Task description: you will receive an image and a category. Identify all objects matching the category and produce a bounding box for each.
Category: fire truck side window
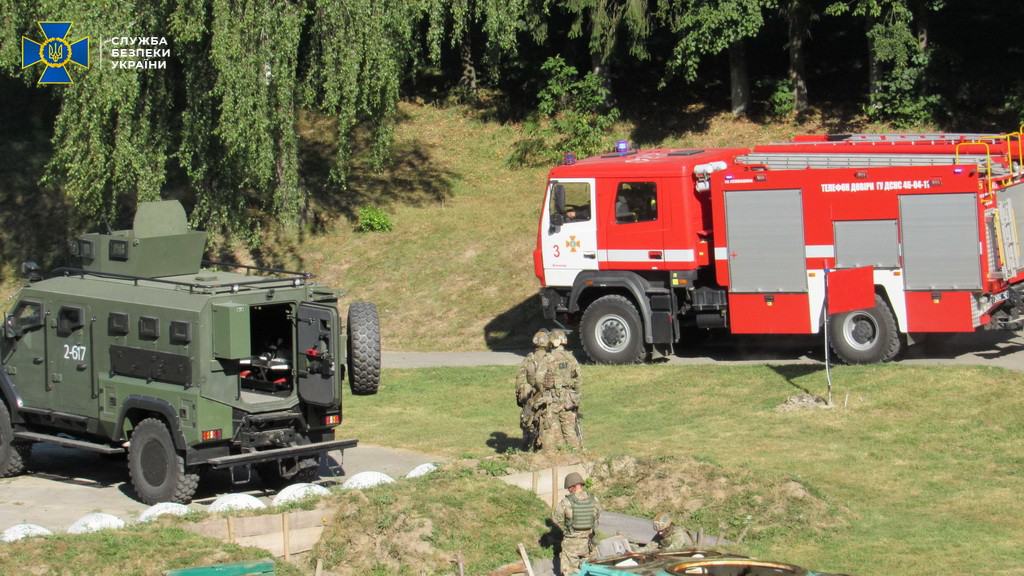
[615,182,657,223]
[551,182,591,223]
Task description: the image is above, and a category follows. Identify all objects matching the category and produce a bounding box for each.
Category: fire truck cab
[534,133,1024,364]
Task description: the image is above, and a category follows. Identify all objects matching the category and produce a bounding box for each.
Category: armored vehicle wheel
[128,418,199,504]
[256,458,320,490]
[580,295,648,364]
[0,402,30,477]
[829,294,901,364]
[348,302,381,395]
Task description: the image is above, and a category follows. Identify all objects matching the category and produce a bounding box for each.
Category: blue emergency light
[614,140,630,154]
[564,152,577,165]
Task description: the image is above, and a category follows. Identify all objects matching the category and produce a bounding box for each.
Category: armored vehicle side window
[615,182,658,223]
[109,239,129,261]
[551,182,592,223]
[57,306,85,337]
[108,312,130,336]
[139,316,160,340]
[170,320,192,345]
[12,301,43,332]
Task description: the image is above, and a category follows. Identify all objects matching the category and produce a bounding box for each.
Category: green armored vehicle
[0,201,380,504]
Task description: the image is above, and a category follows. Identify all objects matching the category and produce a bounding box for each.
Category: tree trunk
[787,0,809,112]
[866,13,879,97]
[913,0,929,50]
[459,33,477,93]
[729,40,750,117]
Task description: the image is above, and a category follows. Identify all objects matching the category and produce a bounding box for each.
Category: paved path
[385,330,1024,372]
[0,442,439,532]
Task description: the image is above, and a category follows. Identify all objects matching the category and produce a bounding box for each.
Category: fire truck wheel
[580,295,648,364]
[829,294,901,364]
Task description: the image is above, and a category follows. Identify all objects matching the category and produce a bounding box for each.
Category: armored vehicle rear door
[3,298,48,409]
[296,303,339,407]
[46,301,98,418]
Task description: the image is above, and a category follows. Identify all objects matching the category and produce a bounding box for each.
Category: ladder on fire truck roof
[735,152,1015,176]
[795,132,1002,143]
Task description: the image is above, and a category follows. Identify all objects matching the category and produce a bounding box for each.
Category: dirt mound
[586,455,844,546]
[776,393,832,413]
[315,466,550,575]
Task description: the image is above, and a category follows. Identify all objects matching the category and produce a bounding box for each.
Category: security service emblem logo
[22,22,89,85]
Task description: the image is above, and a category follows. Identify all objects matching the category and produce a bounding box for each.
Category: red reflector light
[325,415,341,426]
[202,429,222,441]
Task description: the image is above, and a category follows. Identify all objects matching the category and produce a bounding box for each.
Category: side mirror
[4,315,18,339]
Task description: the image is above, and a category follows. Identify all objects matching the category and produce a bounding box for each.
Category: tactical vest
[568,493,596,531]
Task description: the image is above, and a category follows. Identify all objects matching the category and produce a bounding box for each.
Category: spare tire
[348,302,381,395]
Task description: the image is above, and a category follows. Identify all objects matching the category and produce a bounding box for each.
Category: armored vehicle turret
[0,201,381,503]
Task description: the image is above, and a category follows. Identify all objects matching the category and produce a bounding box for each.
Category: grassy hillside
[341,363,1024,575]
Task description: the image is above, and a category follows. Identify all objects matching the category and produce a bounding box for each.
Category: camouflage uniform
[639,513,702,552]
[516,331,549,450]
[542,330,582,449]
[553,473,602,576]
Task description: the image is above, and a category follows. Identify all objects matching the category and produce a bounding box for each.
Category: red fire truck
[534,132,1024,364]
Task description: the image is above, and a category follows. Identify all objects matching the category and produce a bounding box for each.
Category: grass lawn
[0,524,302,576]
[341,363,1024,575]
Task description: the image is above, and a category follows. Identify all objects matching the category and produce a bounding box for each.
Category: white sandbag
[208,493,267,513]
[2,524,52,543]
[67,513,125,534]
[341,471,395,490]
[272,483,330,506]
[138,502,191,523]
[404,463,438,479]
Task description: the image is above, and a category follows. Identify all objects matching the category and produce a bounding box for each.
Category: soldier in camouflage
[516,330,550,450]
[639,512,706,552]
[552,472,602,575]
[540,329,582,449]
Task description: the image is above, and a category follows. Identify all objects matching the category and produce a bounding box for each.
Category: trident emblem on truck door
[565,235,581,253]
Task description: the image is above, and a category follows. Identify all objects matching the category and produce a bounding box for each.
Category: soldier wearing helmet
[552,472,602,575]
[641,511,705,552]
[538,329,583,449]
[515,330,550,449]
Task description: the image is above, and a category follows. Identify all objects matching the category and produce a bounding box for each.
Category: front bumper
[206,437,358,469]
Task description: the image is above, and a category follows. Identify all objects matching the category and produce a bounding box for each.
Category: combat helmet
[564,472,585,489]
[549,329,568,348]
[653,511,673,533]
[533,329,550,349]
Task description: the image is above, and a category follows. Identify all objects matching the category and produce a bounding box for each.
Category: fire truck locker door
[899,193,981,290]
[834,220,900,269]
[543,178,599,286]
[724,189,808,293]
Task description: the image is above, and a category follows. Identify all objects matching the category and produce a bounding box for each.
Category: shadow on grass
[298,110,456,234]
[486,431,525,454]
[484,294,548,351]
[769,364,826,395]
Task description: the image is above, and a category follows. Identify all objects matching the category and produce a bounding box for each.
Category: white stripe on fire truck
[713,246,835,260]
[804,245,835,258]
[598,249,695,262]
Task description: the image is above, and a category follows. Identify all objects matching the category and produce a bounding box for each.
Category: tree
[659,0,774,116]
[419,0,547,94]
[562,0,652,86]
[827,0,941,125]
[2,0,419,243]
[785,0,811,113]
